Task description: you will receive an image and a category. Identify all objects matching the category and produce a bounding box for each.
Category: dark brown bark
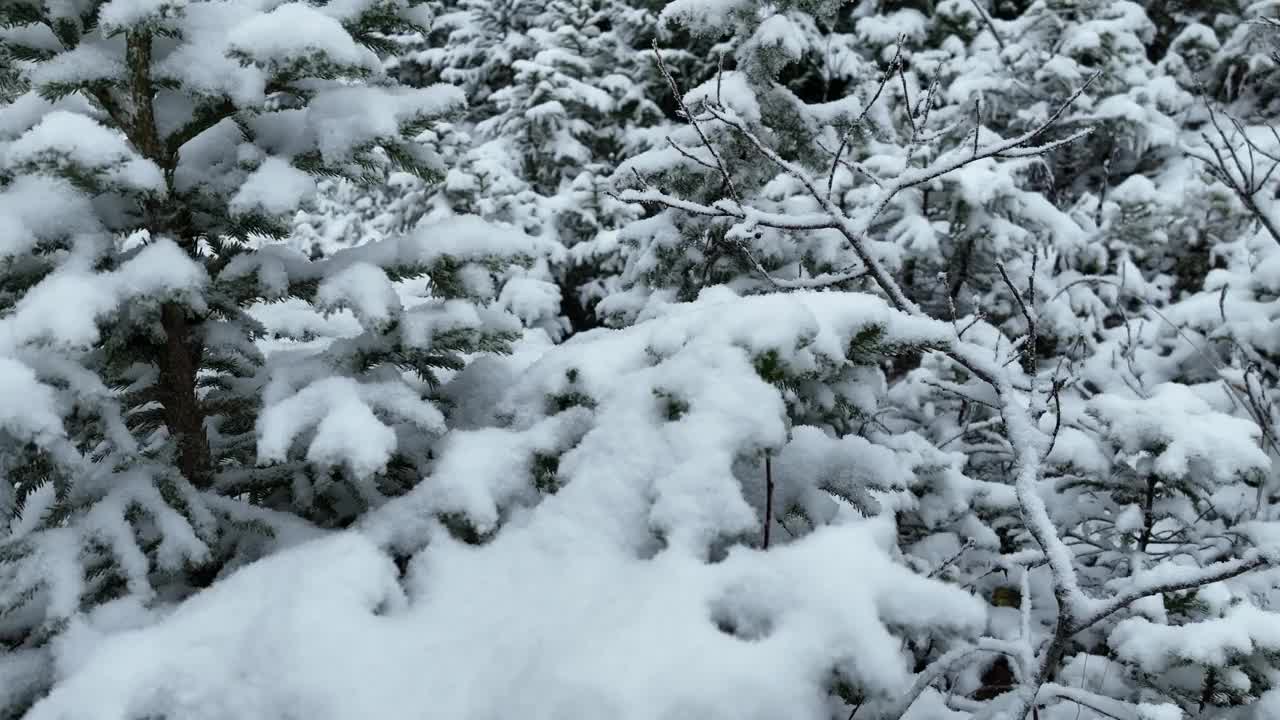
[158,303,211,486]
[126,30,213,486]
[947,236,974,304]
[126,31,162,160]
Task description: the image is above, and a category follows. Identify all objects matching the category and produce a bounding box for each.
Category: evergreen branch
[165,97,238,159]
[1072,552,1270,632]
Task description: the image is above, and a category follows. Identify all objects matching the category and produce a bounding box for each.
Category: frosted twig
[666,138,722,173]
[651,42,742,205]
[1184,94,1280,246]
[827,37,905,197]
[967,0,1006,52]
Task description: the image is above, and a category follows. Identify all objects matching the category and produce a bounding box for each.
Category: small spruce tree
[0,1,545,711]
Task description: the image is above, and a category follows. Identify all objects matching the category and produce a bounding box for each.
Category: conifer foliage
[5,0,1280,719]
[0,1,542,712]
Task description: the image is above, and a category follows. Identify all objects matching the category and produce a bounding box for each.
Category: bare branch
[993,128,1093,158]
[1052,276,1280,459]
[876,645,976,719]
[997,261,1037,374]
[973,98,981,157]
[651,41,742,205]
[695,71,1097,330]
[637,68,1231,720]
[818,139,884,187]
[862,38,905,127]
[928,537,977,578]
[967,0,1007,52]
[1041,378,1064,461]
[1185,97,1280,246]
[1038,685,1140,720]
[666,137,722,173]
[877,638,1024,719]
[615,188,738,219]
[827,39,905,197]
[898,57,916,138]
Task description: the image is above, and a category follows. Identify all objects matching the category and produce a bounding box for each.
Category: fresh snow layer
[28,522,984,720]
[23,289,986,720]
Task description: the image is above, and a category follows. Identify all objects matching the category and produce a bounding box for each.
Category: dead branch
[652,41,742,205]
[1184,97,1280,246]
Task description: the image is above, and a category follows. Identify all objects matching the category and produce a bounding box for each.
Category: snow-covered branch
[1075,552,1271,631]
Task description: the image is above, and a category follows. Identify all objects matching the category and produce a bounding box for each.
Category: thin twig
[997,261,1037,375]
[762,452,774,549]
[651,42,742,205]
[827,38,905,198]
[967,0,1007,52]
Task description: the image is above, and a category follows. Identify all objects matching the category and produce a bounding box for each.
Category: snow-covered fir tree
[300,0,665,336]
[0,0,551,712]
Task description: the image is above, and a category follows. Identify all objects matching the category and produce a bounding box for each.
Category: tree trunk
[158,303,212,487]
[127,29,213,485]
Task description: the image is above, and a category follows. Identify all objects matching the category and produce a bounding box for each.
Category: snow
[856,10,929,44]
[752,14,809,62]
[496,276,563,326]
[684,71,761,123]
[257,376,446,480]
[251,297,364,341]
[378,213,548,267]
[154,1,270,106]
[1088,383,1271,482]
[227,3,381,74]
[420,409,592,532]
[366,287,957,559]
[659,0,748,34]
[0,238,207,352]
[27,519,984,720]
[97,0,188,31]
[306,85,465,164]
[8,0,1280,716]
[311,0,394,21]
[230,157,317,216]
[3,111,165,193]
[315,262,401,329]
[29,43,126,89]
[1111,602,1280,672]
[0,176,100,257]
[7,481,59,540]
[0,92,93,141]
[0,650,48,714]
